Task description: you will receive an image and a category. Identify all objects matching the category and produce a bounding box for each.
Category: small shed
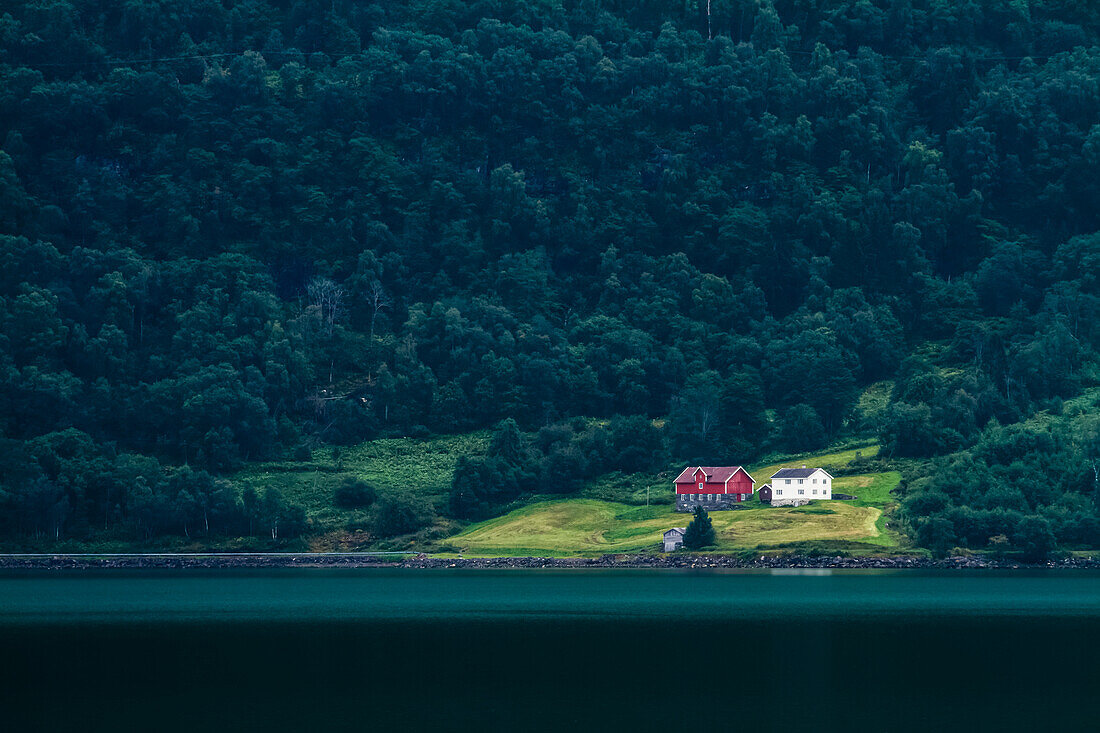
[663,527,686,552]
[758,484,772,504]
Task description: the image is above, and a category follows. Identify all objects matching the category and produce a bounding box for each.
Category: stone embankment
[1,553,1097,570]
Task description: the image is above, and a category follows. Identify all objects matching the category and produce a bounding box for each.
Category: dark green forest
[1,0,1098,555]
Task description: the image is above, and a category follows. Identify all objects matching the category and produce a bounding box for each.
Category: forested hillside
[0,0,1098,554]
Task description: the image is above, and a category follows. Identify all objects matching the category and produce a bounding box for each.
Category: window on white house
[813,478,817,484]
[785,479,791,485]
[813,490,817,495]
[776,490,783,496]
[798,479,804,484]
[798,489,805,495]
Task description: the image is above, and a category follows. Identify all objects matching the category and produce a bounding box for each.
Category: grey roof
[770,467,827,479]
[664,527,686,536]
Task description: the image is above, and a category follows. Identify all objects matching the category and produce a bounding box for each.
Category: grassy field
[232,431,490,539]
[232,427,904,556]
[749,444,880,485]
[447,470,904,557]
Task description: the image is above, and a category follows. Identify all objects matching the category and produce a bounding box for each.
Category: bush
[1013,516,1057,562]
[372,493,430,538]
[609,414,664,473]
[292,444,312,461]
[333,476,377,509]
[279,504,308,539]
[540,446,587,493]
[779,404,827,453]
[917,516,958,558]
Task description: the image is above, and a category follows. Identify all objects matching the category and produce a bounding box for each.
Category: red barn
[673,466,756,512]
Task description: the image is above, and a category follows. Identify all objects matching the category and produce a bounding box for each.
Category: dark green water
[2,569,1098,732]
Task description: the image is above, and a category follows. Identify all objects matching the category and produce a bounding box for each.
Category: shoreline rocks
[0,553,1097,570]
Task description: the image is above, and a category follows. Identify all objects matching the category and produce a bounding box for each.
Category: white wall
[772,469,831,501]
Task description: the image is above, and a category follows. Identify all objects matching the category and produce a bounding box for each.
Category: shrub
[333,476,377,509]
[540,446,587,493]
[372,493,430,538]
[779,404,827,452]
[1013,516,1057,562]
[279,504,308,539]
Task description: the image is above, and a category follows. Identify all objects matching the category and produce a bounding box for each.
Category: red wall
[675,481,728,494]
[727,473,753,494]
[675,469,754,495]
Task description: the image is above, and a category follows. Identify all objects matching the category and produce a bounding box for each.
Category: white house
[768,466,832,507]
[662,527,686,552]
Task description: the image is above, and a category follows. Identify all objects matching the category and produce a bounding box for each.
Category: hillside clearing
[448,472,903,556]
[233,431,490,532]
[749,444,880,485]
[232,431,899,554]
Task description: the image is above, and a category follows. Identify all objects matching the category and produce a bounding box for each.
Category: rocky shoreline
[1,553,1097,570]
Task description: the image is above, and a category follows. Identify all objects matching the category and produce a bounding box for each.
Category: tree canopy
[0,0,1098,553]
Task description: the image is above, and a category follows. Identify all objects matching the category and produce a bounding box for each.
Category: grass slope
[231,429,902,556]
[448,469,904,557]
[233,431,490,535]
[750,444,880,484]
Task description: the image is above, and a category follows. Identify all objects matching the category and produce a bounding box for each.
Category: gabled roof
[770,467,833,479]
[673,466,756,484]
[664,527,686,537]
[759,483,772,490]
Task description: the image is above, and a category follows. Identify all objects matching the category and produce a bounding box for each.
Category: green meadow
[232,426,904,556]
[232,431,489,548]
[447,471,902,557]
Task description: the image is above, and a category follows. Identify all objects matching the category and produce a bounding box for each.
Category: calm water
[2,569,1098,732]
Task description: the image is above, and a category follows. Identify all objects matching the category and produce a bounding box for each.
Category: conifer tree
[683,506,716,549]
